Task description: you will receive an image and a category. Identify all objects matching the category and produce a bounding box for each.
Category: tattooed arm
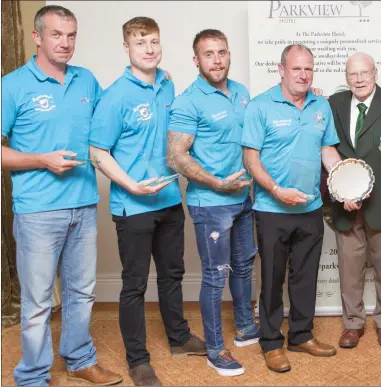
[90,145,172,195]
[167,131,250,193]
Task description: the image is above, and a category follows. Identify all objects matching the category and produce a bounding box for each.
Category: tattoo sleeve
[167,131,221,190]
[2,135,9,146]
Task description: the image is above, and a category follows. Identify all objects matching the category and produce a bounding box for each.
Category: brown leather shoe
[67,364,123,385]
[287,338,336,357]
[129,363,162,386]
[170,334,207,358]
[339,328,364,348]
[377,328,381,346]
[264,349,291,373]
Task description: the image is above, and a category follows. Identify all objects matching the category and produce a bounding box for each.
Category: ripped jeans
[188,198,258,354]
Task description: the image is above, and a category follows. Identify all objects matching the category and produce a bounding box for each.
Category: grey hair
[281,44,314,66]
[346,52,376,70]
[34,5,77,35]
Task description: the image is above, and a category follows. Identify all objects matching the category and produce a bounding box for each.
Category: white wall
[47,1,254,301]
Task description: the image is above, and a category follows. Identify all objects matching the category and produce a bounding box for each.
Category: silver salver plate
[328,158,375,202]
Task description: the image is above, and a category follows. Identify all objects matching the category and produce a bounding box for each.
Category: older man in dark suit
[329,52,381,348]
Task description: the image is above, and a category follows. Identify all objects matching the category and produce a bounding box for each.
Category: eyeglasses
[346,66,376,80]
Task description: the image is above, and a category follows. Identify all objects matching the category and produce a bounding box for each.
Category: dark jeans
[255,208,324,352]
[188,198,258,354]
[113,204,191,368]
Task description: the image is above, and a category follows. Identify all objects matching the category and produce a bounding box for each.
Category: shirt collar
[351,86,376,110]
[196,75,217,94]
[26,55,78,82]
[196,75,237,98]
[271,83,317,105]
[123,66,166,88]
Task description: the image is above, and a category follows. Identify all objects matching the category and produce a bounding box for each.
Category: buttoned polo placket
[128,72,167,177]
[197,78,241,144]
[27,58,79,116]
[270,88,320,197]
[271,88,318,138]
[27,61,80,151]
[123,69,166,134]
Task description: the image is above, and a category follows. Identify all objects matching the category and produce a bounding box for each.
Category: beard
[199,60,230,86]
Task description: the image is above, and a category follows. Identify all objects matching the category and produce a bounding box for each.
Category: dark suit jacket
[329,84,381,232]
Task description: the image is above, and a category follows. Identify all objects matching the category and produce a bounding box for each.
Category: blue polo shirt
[89,66,182,217]
[168,76,250,207]
[1,56,102,214]
[241,83,339,214]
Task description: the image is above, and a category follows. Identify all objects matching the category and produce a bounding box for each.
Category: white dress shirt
[350,87,376,147]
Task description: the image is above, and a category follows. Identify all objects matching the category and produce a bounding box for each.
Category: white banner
[249,0,379,315]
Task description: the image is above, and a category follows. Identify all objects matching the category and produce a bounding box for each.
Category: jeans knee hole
[209,231,220,243]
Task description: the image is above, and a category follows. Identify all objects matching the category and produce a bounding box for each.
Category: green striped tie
[354,103,367,148]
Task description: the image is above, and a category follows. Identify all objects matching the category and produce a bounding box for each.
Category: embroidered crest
[32,95,56,112]
[314,111,326,124]
[313,111,326,130]
[80,97,89,103]
[133,103,153,122]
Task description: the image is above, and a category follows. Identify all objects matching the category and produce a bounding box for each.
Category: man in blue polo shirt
[89,17,206,387]
[1,5,122,386]
[167,29,260,377]
[242,44,342,373]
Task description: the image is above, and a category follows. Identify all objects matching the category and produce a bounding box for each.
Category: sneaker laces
[220,349,235,362]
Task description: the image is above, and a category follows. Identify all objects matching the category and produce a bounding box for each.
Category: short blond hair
[122,17,159,42]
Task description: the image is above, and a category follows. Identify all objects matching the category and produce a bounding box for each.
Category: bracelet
[272,184,279,193]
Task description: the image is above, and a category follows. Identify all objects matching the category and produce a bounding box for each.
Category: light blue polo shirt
[1,56,102,214]
[241,83,339,214]
[168,76,250,207]
[89,67,182,217]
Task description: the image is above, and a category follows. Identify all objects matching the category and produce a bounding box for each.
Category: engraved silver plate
[328,158,375,202]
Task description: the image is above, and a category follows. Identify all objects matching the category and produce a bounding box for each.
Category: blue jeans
[188,198,258,355]
[13,205,98,386]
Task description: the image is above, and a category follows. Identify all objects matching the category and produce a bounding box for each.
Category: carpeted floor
[2,302,381,386]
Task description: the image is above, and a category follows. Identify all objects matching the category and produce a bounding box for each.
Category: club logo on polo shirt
[134,103,153,122]
[313,111,326,130]
[32,94,56,112]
